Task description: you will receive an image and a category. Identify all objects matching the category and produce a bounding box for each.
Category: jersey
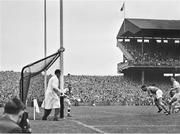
[147,86,163,99]
[173,80,180,88]
[147,86,159,95]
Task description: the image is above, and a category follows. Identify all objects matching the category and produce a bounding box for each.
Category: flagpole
[123,1,126,33]
[124,1,125,19]
[120,1,126,33]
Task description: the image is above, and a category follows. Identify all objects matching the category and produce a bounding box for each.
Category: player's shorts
[156,89,163,99]
[65,98,71,106]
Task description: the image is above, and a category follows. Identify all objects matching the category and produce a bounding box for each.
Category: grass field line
[98,109,180,116]
[98,110,147,116]
[71,119,105,133]
[94,124,180,127]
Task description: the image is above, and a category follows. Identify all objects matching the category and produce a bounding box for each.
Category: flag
[33,99,40,113]
[120,2,125,11]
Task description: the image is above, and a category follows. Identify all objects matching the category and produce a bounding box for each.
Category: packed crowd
[121,40,180,66]
[0,71,173,106]
[0,71,20,105]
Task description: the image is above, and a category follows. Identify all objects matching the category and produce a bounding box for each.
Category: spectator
[0,97,26,133]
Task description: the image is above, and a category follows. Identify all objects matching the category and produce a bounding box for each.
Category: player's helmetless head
[55,69,61,78]
[141,85,147,91]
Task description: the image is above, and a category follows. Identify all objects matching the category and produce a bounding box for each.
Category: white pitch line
[99,110,145,116]
[94,124,180,127]
[71,119,105,133]
[99,110,180,116]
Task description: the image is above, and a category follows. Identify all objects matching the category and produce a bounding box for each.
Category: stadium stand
[116,18,180,84]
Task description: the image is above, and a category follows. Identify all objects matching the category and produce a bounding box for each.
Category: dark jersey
[147,86,160,95]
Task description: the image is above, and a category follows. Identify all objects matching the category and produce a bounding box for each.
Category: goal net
[19,50,60,104]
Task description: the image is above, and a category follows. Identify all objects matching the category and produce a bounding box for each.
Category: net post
[60,95,64,118]
[59,48,65,118]
[20,67,25,104]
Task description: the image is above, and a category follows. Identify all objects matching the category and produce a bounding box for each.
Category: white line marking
[99,111,147,116]
[94,124,180,127]
[71,120,105,133]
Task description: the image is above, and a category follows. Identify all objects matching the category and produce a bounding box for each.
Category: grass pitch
[2,106,180,133]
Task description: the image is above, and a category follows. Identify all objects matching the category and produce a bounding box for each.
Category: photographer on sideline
[0,97,31,133]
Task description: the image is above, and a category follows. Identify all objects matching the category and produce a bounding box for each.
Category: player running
[168,92,180,113]
[168,77,180,113]
[169,77,180,94]
[141,85,169,114]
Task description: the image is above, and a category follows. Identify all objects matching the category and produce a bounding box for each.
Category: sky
[1,0,180,75]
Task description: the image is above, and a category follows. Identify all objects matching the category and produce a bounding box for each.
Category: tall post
[59,0,64,119]
[120,1,125,32]
[123,1,125,32]
[44,0,47,100]
[141,35,144,62]
[142,70,144,85]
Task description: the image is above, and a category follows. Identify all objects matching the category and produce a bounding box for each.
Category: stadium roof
[117,18,180,38]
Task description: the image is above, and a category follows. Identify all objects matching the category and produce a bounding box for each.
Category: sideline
[71,119,105,133]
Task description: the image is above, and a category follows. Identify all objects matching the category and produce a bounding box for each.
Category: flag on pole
[33,99,40,113]
[120,2,125,11]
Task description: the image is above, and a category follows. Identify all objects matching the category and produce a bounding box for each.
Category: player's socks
[67,114,72,117]
[67,107,72,117]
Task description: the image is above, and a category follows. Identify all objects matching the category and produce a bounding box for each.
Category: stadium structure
[116,18,180,84]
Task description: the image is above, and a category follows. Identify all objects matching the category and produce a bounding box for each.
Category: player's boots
[157,108,162,113]
[165,111,171,115]
[67,114,72,117]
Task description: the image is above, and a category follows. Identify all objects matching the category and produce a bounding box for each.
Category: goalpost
[19,0,65,119]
